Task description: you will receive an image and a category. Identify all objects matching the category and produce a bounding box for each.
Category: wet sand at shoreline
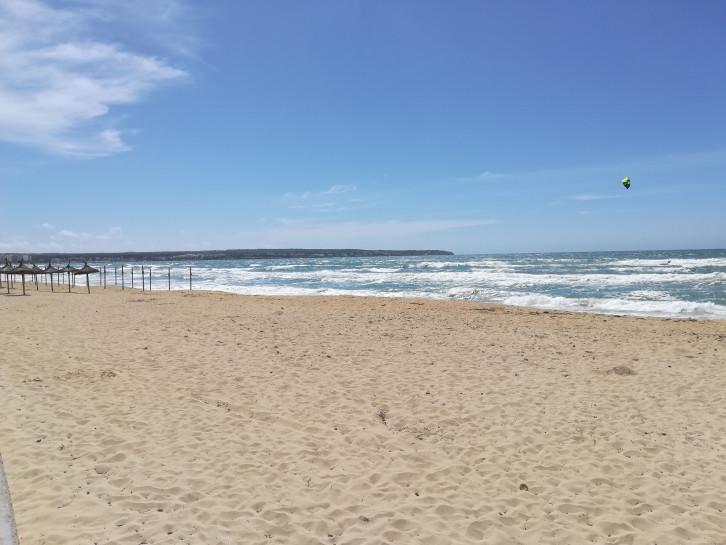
[1,286,725,544]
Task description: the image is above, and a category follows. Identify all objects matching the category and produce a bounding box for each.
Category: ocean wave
[93,250,726,320]
[500,293,726,320]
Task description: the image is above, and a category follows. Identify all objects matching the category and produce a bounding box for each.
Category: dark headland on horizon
[9,249,454,263]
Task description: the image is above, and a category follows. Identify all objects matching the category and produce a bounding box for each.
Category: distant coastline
[13,248,454,263]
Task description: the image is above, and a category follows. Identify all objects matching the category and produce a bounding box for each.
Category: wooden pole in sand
[149,267,152,291]
[142,266,145,291]
[189,267,192,290]
[168,268,171,291]
[121,266,125,290]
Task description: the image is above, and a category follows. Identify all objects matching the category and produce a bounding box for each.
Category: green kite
[622,177,631,189]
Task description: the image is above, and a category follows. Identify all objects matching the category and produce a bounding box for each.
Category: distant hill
[16,248,454,263]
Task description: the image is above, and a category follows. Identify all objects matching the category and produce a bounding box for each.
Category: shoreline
[1,287,725,544]
[2,281,724,322]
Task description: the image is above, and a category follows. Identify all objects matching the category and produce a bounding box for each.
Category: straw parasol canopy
[43,262,60,274]
[74,262,100,294]
[28,263,43,290]
[10,259,35,295]
[0,258,11,291]
[0,258,11,278]
[11,259,35,276]
[75,262,100,275]
[59,263,79,293]
[44,262,61,292]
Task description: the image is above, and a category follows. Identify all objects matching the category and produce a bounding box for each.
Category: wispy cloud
[0,225,124,252]
[56,226,123,240]
[283,184,360,213]
[0,0,189,157]
[284,184,357,200]
[73,0,204,59]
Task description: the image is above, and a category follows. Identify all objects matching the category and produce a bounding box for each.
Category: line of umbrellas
[1,258,100,295]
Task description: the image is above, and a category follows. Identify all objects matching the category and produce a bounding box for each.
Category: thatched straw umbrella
[74,262,100,294]
[59,263,79,293]
[44,262,60,292]
[29,263,43,290]
[11,259,35,296]
[0,259,8,289]
[0,259,11,292]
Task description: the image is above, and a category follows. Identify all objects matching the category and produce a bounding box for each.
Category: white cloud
[0,225,124,252]
[285,184,357,200]
[322,184,356,195]
[56,226,123,240]
[0,0,188,157]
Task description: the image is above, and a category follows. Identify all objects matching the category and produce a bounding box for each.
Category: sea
[94,249,726,321]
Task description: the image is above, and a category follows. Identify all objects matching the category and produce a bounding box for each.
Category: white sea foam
[101,250,726,320]
[611,257,726,269]
[501,293,726,320]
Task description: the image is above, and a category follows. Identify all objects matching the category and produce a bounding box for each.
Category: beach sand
[1,285,725,544]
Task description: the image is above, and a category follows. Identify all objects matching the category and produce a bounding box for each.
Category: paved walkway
[0,453,19,545]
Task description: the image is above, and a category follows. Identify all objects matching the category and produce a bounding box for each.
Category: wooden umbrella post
[76,262,100,294]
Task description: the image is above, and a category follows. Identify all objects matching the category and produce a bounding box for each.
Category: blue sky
[1,0,724,255]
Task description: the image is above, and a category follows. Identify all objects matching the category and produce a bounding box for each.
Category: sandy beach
[1,285,725,544]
